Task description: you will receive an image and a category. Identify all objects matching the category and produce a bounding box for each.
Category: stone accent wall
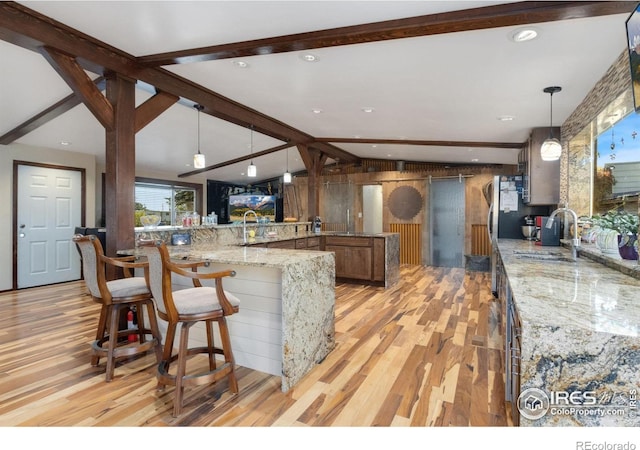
[560,51,633,211]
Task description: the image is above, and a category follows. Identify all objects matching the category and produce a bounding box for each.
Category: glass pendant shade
[193,151,205,168]
[247,162,257,177]
[193,104,205,168]
[540,86,562,162]
[247,125,257,177]
[283,147,291,183]
[540,138,561,161]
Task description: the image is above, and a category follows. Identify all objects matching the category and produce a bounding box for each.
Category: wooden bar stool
[73,234,162,382]
[140,240,240,417]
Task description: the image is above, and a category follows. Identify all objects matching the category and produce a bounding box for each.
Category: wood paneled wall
[390,223,422,264]
[471,224,492,256]
[289,165,515,265]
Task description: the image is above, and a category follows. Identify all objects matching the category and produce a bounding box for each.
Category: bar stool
[140,240,240,417]
[73,234,163,381]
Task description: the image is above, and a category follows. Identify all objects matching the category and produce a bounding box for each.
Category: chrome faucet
[546,205,580,260]
[243,210,258,244]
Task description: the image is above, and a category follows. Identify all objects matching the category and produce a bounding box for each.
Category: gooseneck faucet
[546,205,580,260]
[243,210,258,244]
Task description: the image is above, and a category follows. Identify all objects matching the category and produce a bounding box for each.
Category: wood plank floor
[0,265,510,427]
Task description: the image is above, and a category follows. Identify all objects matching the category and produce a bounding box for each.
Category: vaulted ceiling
[0,1,636,184]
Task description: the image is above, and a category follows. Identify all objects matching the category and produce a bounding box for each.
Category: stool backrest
[73,234,107,301]
[140,240,170,317]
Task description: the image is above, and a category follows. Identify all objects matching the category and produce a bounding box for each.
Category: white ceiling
[0,1,633,184]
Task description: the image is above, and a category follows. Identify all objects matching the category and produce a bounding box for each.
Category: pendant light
[283,147,292,183]
[247,125,256,177]
[540,86,562,161]
[193,104,205,169]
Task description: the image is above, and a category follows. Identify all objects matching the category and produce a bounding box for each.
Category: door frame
[12,161,86,290]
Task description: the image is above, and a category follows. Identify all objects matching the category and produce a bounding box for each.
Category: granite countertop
[497,239,640,337]
[498,239,640,426]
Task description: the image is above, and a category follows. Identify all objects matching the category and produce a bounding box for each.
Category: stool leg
[217,317,238,394]
[92,304,108,366]
[173,321,193,417]
[105,304,121,382]
[158,321,177,391]
[205,319,216,371]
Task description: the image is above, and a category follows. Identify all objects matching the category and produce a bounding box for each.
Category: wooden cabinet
[295,237,321,250]
[519,127,560,205]
[325,236,381,281]
[267,239,296,249]
[251,234,391,285]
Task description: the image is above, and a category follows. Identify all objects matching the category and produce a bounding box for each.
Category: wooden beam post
[297,144,327,221]
[105,73,136,263]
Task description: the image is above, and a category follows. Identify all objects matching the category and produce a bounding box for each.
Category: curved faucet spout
[243,210,258,244]
[547,205,580,260]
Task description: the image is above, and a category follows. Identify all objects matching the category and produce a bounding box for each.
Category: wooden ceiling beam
[178,142,293,178]
[137,1,637,66]
[134,90,179,133]
[40,46,114,130]
[0,76,105,145]
[315,137,525,149]
[0,1,357,164]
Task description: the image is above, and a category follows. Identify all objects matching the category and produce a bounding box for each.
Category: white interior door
[17,164,82,288]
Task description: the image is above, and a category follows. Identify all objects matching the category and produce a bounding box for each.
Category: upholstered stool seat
[73,234,163,382]
[140,239,240,417]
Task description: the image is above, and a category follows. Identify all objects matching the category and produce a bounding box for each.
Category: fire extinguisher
[127,308,138,342]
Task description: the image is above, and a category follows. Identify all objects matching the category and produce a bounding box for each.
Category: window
[134,177,203,226]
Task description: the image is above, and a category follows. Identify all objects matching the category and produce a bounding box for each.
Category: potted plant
[592,210,639,260]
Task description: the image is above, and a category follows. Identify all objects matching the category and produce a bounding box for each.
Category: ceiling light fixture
[511,28,538,43]
[193,104,206,169]
[233,61,249,68]
[301,53,318,62]
[283,147,292,183]
[362,107,374,113]
[247,125,256,178]
[540,86,562,161]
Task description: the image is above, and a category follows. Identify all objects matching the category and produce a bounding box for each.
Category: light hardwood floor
[0,265,509,426]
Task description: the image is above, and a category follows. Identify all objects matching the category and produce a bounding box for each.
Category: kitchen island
[496,239,640,426]
[129,223,335,393]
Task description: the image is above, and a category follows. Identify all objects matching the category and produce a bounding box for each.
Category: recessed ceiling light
[233,61,249,68]
[60,141,70,146]
[300,53,318,62]
[497,115,515,121]
[471,158,479,162]
[511,28,538,43]
[361,107,374,113]
[312,108,323,114]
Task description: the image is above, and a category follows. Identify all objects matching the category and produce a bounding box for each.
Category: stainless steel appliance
[487,175,552,295]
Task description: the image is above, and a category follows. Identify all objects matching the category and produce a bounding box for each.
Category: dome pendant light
[193,104,206,169]
[247,125,256,178]
[283,147,292,183]
[540,86,562,161]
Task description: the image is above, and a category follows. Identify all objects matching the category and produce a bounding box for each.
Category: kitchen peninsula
[131,221,399,392]
[496,239,640,427]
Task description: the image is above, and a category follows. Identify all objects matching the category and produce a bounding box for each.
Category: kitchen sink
[512,250,574,262]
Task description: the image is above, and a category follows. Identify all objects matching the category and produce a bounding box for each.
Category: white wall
[0,143,97,291]
[0,143,208,291]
